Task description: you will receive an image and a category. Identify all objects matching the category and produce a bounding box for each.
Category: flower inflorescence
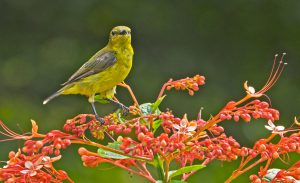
[1,54,299,183]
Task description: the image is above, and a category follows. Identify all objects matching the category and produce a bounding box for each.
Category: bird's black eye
[111,31,117,36]
[120,30,127,35]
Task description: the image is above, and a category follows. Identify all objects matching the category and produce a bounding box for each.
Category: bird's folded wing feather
[62,51,117,86]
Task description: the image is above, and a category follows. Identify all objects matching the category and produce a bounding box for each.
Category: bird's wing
[61,51,117,86]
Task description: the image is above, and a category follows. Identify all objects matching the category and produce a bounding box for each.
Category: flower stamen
[258,53,287,95]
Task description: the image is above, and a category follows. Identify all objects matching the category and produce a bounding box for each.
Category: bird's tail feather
[43,91,61,105]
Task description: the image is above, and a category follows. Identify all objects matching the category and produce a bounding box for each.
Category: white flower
[20,161,43,176]
[173,114,197,136]
[248,86,256,94]
[265,120,285,134]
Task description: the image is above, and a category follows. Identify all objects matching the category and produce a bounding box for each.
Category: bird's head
[109,26,131,46]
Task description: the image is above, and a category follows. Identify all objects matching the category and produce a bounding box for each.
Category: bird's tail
[43,91,61,105]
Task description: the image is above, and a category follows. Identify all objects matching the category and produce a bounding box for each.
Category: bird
[43,26,134,124]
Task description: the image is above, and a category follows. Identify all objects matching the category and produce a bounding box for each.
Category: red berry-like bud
[254,179,261,183]
[124,148,132,154]
[295,168,300,175]
[161,140,167,147]
[258,144,266,152]
[241,147,249,156]
[220,113,227,120]
[8,151,15,159]
[259,102,269,108]
[249,174,258,181]
[6,178,15,183]
[22,146,28,153]
[233,115,239,122]
[226,101,236,110]
[54,149,61,156]
[188,90,194,96]
[123,128,132,134]
[36,141,44,149]
[78,147,87,155]
[56,138,62,144]
[107,125,117,131]
[138,133,145,141]
[64,139,71,146]
[272,152,279,159]
[115,126,123,134]
[226,114,232,120]
[55,144,62,150]
[192,83,199,91]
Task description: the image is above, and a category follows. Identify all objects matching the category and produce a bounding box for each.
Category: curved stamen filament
[258,53,287,94]
[264,54,278,85]
[0,121,23,138]
[0,121,33,142]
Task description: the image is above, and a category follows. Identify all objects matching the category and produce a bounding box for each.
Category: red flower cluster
[253,133,300,160]
[158,74,205,98]
[1,55,298,183]
[63,114,113,140]
[250,164,300,183]
[0,149,71,183]
[23,131,72,156]
[220,99,280,122]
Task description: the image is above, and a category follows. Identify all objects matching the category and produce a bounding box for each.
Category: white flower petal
[185,132,193,136]
[35,165,43,170]
[267,120,275,128]
[44,164,51,168]
[173,124,180,130]
[29,171,37,177]
[275,126,285,131]
[20,170,30,174]
[42,156,51,162]
[187,125,197,132]
[180,119,188,128]
[248,86,256,94]
[24,161,33,169]
[265,125,274,131]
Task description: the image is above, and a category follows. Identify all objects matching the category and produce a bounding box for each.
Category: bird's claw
[95,115,105,125]
[120,105,130,116]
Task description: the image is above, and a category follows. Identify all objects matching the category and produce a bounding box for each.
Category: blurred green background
[0,0,299,182]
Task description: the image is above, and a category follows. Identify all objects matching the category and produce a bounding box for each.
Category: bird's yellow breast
[62,45,133,98]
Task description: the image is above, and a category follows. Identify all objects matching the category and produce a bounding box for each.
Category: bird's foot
[119,104,130,116]
[106,98,130,116]
[95,115,105,125]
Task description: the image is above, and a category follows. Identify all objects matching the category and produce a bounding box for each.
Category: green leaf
[262,168,281,182]
[97,142,129,159]
[151,95,166,113]
[140,96,165,116]
[150,154,165,179]
[140,103,153,115]
[116,110,126,123]
[107,141,122,150]
[152,119,162,133]
[168,165,206,179]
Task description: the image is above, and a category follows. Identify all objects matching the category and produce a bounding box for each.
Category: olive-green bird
[43,26,134,124]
